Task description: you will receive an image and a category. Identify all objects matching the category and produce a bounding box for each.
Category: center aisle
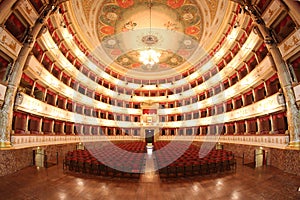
[140,147,160,183]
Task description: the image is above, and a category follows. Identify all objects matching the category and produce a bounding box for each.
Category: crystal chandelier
[139,49,161,66]
[139,0,161,67]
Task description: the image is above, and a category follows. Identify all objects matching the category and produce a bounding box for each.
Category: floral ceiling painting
[97,0,203,72]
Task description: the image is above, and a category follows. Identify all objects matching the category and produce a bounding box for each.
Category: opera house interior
[0,0,300,199]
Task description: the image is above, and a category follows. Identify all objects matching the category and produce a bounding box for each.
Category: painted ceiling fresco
[71,0,227,75]
[96,0,203,71]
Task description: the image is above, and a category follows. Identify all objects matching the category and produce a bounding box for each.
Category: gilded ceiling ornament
[180,5,200,25]
[81,0,95,20]
[107,39,117,46]
[102,37,119,49]
[185,26,200,35]
[182,13,194,21]
[206,0,218,19]
[111,49,122,56]
[167,0,184,9]
[164,21,179,31]
[100,26,115,35]
[106,12,118,21]
[116,0,134,8]
[142,35,159,45]
[183,39,192,46]
[100,5,121,26]
[122,21,137,32]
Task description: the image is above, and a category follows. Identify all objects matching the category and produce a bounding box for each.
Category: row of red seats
[154,142,236,177]
[63,142,146,177]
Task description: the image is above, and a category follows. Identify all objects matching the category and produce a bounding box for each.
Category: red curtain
[65,123,74,135]
[54,121,64,134]
[14,112,27,134]
[29,115,41,134]
[143,109,157,114]
[226,123,234,135]
[5,13,27,42]
[43,119,53,134]
[259,116,270,134]
[236,121,245,134]
[272,113,286,134]
[247,118,257,134]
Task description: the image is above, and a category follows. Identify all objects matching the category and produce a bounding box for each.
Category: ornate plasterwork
[81,0,94,20]
[69,0,231,77]
[0,27,22,59]
[279,29,300,59]
[15,0,39,26]
[94,0,203,71]
[205,0,219,20]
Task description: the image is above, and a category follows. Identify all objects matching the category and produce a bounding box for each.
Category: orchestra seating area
[63,141,236,179]
[155,141,236,177]
[63,141,146,177]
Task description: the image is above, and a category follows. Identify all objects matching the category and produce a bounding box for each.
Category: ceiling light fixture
[139,0,161,68]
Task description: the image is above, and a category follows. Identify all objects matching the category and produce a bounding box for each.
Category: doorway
[145,129,154,144]
[255,148,267,167]
[33,148,45,167]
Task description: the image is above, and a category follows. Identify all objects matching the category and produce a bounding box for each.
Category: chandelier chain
[149,0,152,35]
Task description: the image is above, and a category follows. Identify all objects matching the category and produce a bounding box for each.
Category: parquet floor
[0,157,299,200]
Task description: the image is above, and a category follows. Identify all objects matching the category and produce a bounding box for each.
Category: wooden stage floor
[0,158,299,200]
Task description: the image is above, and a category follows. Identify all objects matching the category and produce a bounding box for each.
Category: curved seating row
[154,141,236,177]
[63,141,146,177]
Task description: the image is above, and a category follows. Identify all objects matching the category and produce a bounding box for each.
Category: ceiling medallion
[142,34,159,45]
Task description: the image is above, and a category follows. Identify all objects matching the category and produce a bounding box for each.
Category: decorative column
[248,7,300,148]
[230,0,300,146]
[256,118,261,135]
[38,118,43,134]
[245,120,250,134]
[25,115,29,134]
[104,127,108,136]
[49,120,55,135]
[30,81,37,97]
[207,126,211,135]
[269,115,275,134]
[0,2,61,148]
[88,126,92,136]
[224,124,228,135]
[264,81,270,97]
[241,94,246,107]
[232,97,237,110]
[234,122,239,135]
[244,61,251,74]
[43,88,48,102]
[60,122,65,135]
